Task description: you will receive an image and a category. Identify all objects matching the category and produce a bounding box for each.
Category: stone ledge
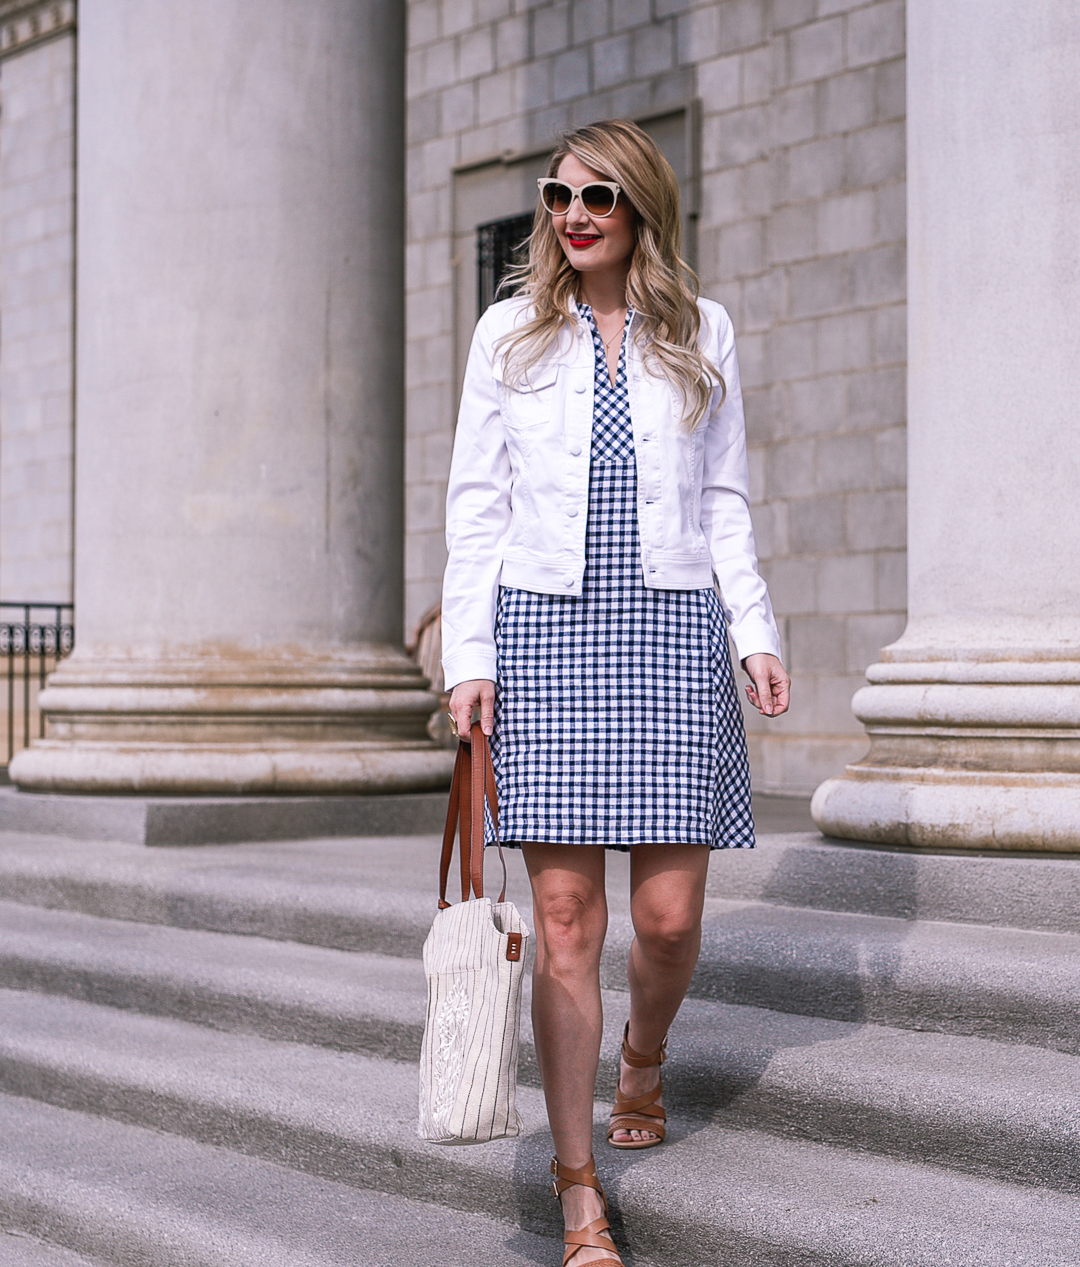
[0,0,75,62]
[0,786,450,846]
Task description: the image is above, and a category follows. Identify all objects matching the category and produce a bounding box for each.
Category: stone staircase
[0,823,1078,1265]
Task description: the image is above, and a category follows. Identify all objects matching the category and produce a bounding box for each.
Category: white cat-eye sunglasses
[537,178,623,218]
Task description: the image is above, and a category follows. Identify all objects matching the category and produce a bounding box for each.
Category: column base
[811,657,1080,852]
[8,739,455,795]
[812,765,1080,852]
[8,644,456,795]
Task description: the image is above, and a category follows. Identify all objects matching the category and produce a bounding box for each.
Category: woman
[442,120,789,1267]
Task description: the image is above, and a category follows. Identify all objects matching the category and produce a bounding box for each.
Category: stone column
[9,0,454,794]
[0,6,77,604]
[812,0,1080,850]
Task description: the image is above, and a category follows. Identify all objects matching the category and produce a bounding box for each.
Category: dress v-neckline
[579,303,631,388]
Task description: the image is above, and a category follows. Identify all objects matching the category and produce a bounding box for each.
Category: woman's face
[551,153,636,276]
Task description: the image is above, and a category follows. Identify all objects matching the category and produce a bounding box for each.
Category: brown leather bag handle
[438,723,506,909]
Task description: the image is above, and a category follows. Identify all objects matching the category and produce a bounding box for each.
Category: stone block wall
[0,28,76,603]
[406,0,907,794]
[692,0,907,791]
[405,0,696,644]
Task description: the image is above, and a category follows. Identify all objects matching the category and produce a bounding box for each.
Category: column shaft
[812,0,1080,849]
[10,0,452,794]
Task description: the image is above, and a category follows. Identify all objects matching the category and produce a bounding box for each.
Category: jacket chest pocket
[500,367,559,430]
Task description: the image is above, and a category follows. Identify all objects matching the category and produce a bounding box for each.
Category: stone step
[0,898,429,1061]
[4,898,1080,1191]
[0,786,451,846]
[0,1006,1074,1266]
[0,1093,559,1267]
[3,833,1078,1054]
[7,826,1080,949]
[0,1230,99,1267]
[6,894,1080,1168]
[672,997,1080,1191]
[711,831,1080,934]
[688,895,1080,1053]
[1,983,1079,1197]
[0,832,444,958]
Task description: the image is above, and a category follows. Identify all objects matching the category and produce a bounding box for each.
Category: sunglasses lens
[581,185,617,216]
[541,182,573,214]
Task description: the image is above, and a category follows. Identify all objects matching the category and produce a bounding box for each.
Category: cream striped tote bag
[418,726,530,1144]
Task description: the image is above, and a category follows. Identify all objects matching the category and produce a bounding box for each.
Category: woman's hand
[742,653,790,718]
[448,679,496,740]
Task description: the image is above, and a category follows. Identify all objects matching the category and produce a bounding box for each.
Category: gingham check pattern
[489,304,754,849]
[584,305,635,463]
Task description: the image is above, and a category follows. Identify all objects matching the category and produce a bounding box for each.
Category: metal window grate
[477,212,534,313]
[0,602,74,765]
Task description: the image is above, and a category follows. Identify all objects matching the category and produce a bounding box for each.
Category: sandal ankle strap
[621,1020,667,1068]
[550,1156,608,1213]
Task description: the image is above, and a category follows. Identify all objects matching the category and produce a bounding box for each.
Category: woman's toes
[612,1126,658,1144]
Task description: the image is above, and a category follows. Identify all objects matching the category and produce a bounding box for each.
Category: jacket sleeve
[441,308,513,689]
[699,305,784,663]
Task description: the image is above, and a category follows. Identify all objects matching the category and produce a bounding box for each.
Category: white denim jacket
[441,295,781,689]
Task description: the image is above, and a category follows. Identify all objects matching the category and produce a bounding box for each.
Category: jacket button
[564,576,574,586]
[568,507,579,518]
[574,384,586,394]
[569,445,582,456]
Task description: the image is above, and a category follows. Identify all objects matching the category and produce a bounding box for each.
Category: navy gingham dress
[490,304,754,850]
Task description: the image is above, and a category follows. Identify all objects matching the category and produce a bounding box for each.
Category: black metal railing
[0,602,74,764]
[477,211,534,313]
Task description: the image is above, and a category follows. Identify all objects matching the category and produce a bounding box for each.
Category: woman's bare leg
[610,842,711,1146]
[522,842,615,1266]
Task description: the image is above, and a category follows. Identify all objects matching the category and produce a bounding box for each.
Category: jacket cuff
[728,616,783,664]
[441,651,498,692]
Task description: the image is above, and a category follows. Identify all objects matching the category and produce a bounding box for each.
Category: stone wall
[405,0,907,793]
[694,0,907,791]
[0,24,76,603]
[404,0,696,644]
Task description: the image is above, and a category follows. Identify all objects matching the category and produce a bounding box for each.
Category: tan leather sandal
[606,1021,667,1150]
[550,1156,623,1267]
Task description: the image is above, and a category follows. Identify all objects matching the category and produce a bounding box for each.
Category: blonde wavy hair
[497,119,722,430]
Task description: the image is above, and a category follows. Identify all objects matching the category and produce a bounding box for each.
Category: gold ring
[447,711,459,738]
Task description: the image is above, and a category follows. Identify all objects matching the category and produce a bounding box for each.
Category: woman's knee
[536,889,607,964]
[632,906,701,964]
